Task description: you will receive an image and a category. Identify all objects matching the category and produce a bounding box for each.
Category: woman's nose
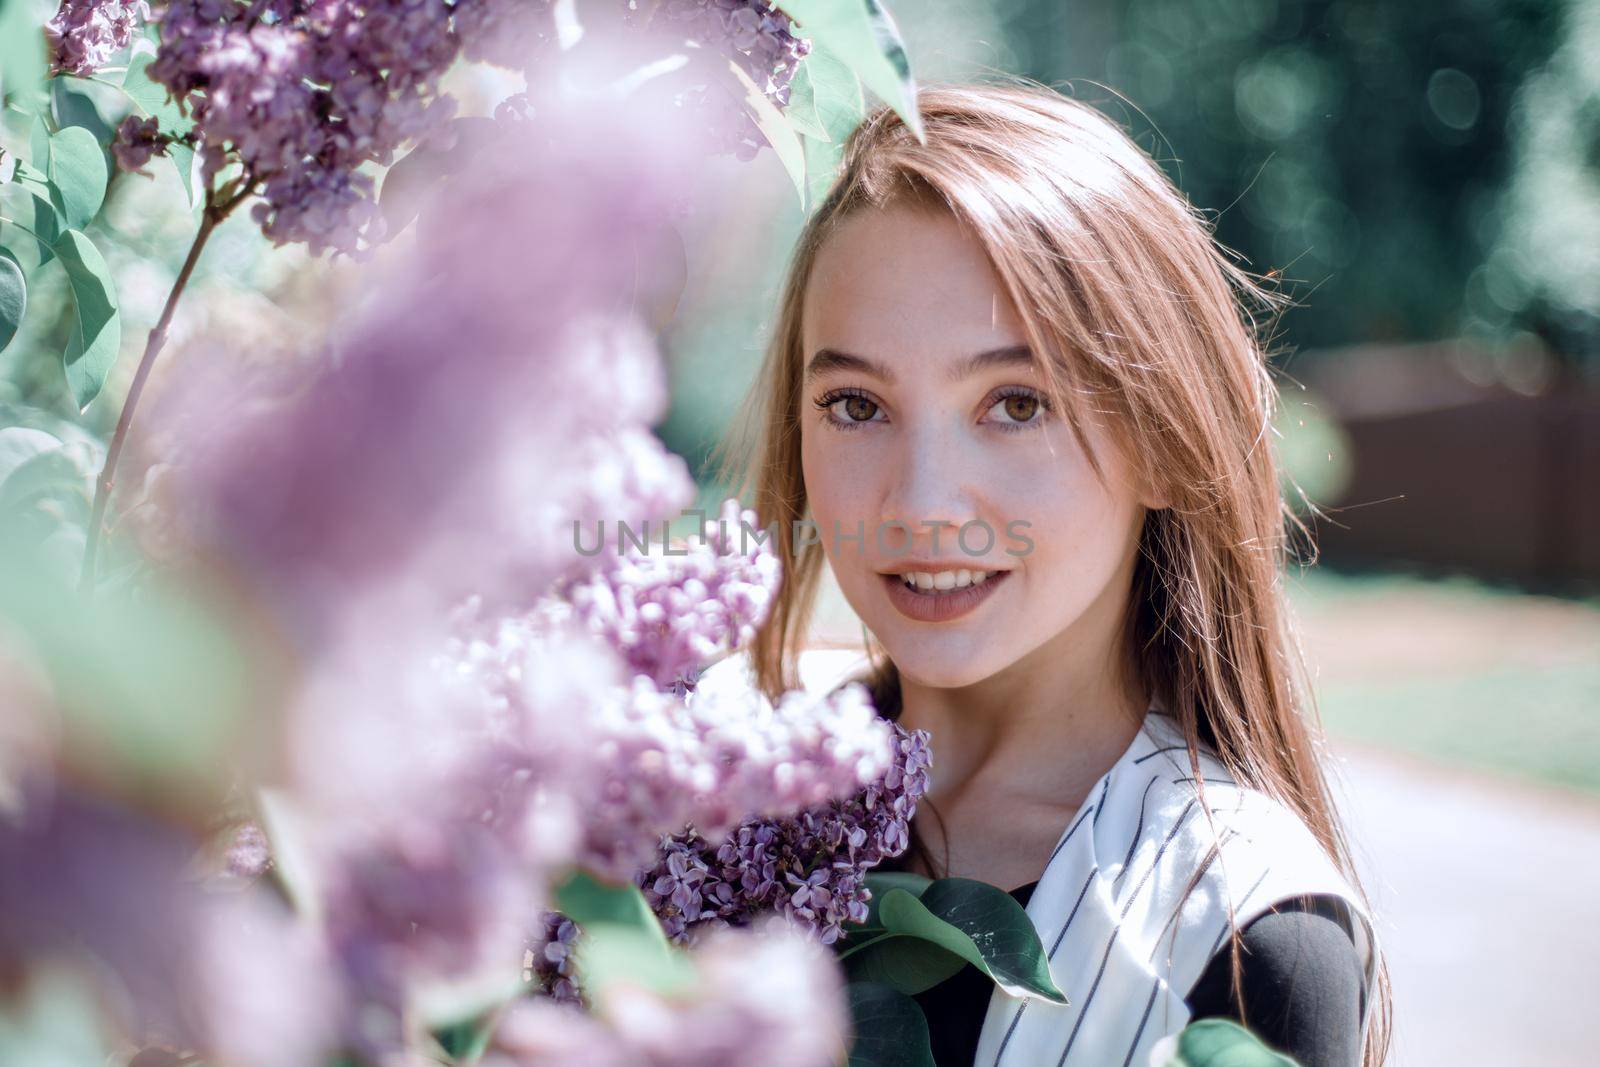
[878,424,979,551]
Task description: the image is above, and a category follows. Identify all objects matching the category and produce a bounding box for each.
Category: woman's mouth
[878,568,1011,623]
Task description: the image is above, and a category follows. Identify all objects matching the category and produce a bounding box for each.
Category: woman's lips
[879,570,1011,623]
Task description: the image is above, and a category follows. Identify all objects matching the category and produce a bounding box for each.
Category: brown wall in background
[1292,343,1600,591]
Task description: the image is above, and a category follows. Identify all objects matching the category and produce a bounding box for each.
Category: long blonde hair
[710,78,1391,1063]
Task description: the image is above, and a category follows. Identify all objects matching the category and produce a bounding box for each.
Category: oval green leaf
[841,869,935,944]
[553,868,670,946]
[777,0,923,143]
[51,228,121,410]
[789,42,865,144]
[0,250,24,352]
[878,878,1068,1004]
[842,931,967,994]
[2,159,64,267]
[46,126,107,231]
[1155,1018,1302,1067]
[846,981,935,1067]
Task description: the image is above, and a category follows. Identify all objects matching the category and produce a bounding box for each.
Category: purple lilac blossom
[140,0,465,257]
[128,97,701,629]
[487,914,849,1067]
[551,497,781,691]
[638,721,932,946]
[45,0,150,76]
[435,593,897,884]
[523,909,582,1005]
[0,777,340,1067]
[112,112,167,173]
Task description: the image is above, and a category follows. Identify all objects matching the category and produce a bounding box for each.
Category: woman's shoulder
[1098,712,1371,917]
[1078,710,1379,1009]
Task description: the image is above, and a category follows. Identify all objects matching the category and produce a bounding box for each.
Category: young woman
[704,80,1392,1067]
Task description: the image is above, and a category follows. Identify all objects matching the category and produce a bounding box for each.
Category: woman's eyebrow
[804,344,1036,384]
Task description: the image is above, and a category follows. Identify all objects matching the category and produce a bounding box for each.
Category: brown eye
[986,390,1048,428]
[1002,395,1038,422]
[843,396,879,422]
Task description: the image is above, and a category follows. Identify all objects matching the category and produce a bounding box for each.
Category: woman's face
[799,202,1157,688]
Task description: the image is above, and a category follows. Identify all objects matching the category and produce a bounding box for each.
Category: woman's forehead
[802,206,1028,376]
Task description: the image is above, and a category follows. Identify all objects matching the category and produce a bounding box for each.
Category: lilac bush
[1,3,936,1064]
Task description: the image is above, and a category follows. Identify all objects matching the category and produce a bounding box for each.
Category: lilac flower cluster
[628,0,814,161]
[453,0,556,71]
[112,112,166,173]
[137,0,467,257]
[524,909,582,1005]
[552,497,781,691]
[488,914,848,1067]
[582,675,894,882]
[637,721,932,945]
[131,105,700,622]
[45,0,149,76]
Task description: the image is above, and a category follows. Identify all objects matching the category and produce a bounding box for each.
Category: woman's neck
[894,581,1150,817]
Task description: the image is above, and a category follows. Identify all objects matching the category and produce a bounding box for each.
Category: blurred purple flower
[550,498,781,691]
[488,913,848,1067]
[627,0,813,162]
[131,95,702,633]
[0,778,339,1067]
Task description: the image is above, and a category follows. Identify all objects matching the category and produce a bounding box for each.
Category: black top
[898,878,1365,1067]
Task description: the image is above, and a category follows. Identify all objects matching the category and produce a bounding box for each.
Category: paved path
[1329,743,1600,1065]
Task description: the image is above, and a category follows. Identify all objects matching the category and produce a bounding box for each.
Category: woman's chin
[867,631,1005,690]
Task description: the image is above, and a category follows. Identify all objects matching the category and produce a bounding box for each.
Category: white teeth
[900,569,995,591]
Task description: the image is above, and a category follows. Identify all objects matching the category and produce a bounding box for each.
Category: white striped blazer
[693,647,1380,1067]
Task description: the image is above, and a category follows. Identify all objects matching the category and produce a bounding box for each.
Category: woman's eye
[985,391,1048,427]
[816,391,886,427]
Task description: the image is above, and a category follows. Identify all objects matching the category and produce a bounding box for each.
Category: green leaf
[0,0,51,111]
[776,0,923,143]
[0,249,24,352]
[842,931,967,995]
[46,125,108,230]
[1155,1018,1302,1067]
[801,131,846,215]
[2,159,66,266]
[840,870,934,945]
[573,923,696,1003]
[554,868,667,941]
[722,56,807,208]
[432,1011,498,1065]
[0,543,257,805]
[845,982,935,1067]
[789,43,865,144]
[553,868,693,1002]
[876,878,1068,1004]
[51,228,121,410]
[122,51,199,207]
